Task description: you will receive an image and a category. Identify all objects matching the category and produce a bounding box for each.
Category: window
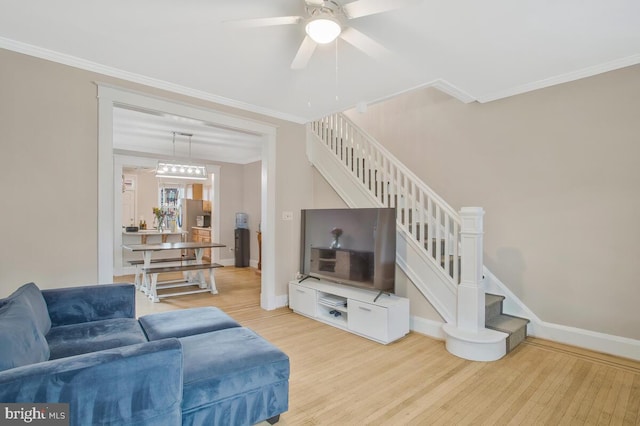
[160,186,182,207]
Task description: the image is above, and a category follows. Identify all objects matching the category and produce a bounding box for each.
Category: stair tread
[486,313,529,334]
[485,293,505,304]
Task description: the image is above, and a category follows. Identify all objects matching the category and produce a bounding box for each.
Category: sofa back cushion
[2,282,52,335]
[0,299,50,372]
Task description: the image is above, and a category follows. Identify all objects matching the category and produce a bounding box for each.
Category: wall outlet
[282,211,293,221]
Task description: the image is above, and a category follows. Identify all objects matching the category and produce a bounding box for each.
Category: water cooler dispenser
[235,213,250,267]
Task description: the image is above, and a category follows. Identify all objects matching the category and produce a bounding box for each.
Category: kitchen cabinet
[192,184,203,200]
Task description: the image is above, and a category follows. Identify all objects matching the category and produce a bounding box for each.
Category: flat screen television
[299,207,396,294]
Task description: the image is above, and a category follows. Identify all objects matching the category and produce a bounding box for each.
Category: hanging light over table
[156,132,207,180]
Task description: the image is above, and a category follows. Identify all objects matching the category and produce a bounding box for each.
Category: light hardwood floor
[118,268,640,425]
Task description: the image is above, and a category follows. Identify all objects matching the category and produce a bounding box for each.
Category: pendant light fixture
[156,132,207,180]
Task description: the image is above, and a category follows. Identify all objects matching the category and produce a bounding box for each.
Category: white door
[122,174,137,227]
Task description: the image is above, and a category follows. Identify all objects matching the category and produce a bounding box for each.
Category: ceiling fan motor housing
[306,0,344,20]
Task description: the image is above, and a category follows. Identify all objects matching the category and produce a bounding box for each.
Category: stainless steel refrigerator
[178,199,206,242]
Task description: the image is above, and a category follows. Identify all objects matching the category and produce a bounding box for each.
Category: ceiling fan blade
[224,16,303,28]
[339,27,390,61]
[342,0,418,19]
[291,36,318,70]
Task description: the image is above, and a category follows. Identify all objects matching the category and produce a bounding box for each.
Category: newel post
[458,207,485,332]
[444,207,506,360]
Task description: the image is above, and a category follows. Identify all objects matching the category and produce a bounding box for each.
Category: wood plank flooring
[117,268,640,425]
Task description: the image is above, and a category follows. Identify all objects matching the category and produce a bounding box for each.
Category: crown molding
[4,36,638,123]
[0,36,308,124]
[324,78,477,121]
[365,78,477,108]
[428,79,476,104]
[477,54,640,103]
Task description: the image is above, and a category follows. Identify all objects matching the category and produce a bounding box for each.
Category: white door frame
[97,84,278,309]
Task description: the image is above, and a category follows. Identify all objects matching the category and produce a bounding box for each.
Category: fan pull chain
[335,38,339,102]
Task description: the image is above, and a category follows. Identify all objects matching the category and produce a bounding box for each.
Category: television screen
[299,207,396,293]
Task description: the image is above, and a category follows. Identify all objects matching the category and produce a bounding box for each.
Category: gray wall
[345,65,640,340]
[0,48,310,299]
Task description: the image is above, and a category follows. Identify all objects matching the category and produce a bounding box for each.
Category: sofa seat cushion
[0,299,50,372]
[180,327,290,413]
[139,307,241,341]
[46,318,148,360]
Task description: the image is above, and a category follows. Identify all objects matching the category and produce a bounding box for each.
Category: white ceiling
[113,106,264,165]
[1,0,639,125]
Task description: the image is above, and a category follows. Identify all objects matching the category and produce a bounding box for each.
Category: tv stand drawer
[289,282,316,317]
[348,299,388,341]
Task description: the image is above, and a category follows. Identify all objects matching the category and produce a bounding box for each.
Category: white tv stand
[288,279,410,344]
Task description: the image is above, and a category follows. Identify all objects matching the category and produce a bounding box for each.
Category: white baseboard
[483,267,640,361]
[410,315,446,340]
[528,320,640,361]
[274,294,289,309]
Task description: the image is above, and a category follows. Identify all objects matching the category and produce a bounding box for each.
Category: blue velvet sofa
[0,282,289,425]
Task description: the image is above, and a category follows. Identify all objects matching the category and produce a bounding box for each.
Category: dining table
[122,241,226,301]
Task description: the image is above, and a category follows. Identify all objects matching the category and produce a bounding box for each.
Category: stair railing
[310,113,462,286]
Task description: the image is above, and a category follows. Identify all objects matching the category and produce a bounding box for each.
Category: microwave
[196,215,211,227]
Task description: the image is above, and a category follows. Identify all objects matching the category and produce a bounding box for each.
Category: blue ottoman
[139,307,240,341]
[179,327,290,426]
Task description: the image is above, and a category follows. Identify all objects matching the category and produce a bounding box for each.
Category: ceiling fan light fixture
[305,16,341,44]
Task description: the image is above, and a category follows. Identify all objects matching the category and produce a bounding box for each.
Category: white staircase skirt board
[396,230,456,324]
[306,126,378,208]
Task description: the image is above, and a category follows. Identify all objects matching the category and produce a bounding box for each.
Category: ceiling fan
[228,0,418,69]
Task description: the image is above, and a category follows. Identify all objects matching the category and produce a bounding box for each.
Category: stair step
[486,313,530,353]
[485,293,505,322]
[485,293,505,306]
[486,313,528,334]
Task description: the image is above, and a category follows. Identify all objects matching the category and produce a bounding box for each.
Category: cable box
[319,295,347,307]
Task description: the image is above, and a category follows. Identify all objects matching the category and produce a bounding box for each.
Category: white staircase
[307,113,520,361]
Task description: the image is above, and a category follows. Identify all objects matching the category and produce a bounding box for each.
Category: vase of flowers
[330,227,343,249]
[153,207,166,232]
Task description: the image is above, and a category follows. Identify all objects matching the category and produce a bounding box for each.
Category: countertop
[122,230,186,235]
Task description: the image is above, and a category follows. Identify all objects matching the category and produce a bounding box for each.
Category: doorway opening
[97,85,278,309]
